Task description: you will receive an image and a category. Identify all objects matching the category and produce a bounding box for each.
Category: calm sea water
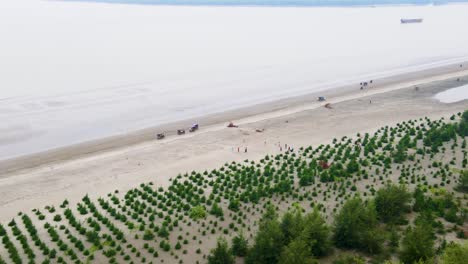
[62,0,468,6]
[1,0,468,160]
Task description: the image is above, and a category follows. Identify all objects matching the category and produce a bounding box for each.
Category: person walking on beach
[245,147,248,153]
[237,147,240,153]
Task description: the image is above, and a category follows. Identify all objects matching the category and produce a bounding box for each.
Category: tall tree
[278,239,316,264]
[333,197,383,253]
[375,184,411,223]
[456,170,468,193]
[413,187,427,212]
[246,206,284,264]
[281,206,304,245]
[231,232,248,257]
[301,208,332,257]
[400,221,435,264]
[208,237,234,264]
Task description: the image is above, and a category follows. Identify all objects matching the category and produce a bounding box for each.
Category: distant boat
[401,18,423,24]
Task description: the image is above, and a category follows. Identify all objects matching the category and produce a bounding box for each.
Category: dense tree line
[208,183,467,264]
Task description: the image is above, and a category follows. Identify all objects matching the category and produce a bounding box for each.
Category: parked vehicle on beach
[189,123,199,132]
[156,133,165,140]
[177,129,185,135]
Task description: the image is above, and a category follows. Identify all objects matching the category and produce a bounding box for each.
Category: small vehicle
[177,129,185,135]
[318,96,326,102]
[189,123,199,132]
[227,122,238,128]
[156,133,165,140]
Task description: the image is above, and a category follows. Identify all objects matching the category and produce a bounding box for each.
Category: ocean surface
[1,0,468,160]
[63,0,468,7]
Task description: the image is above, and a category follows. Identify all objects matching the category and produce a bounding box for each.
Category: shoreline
[1,62,467,174]
[62,0,468,8]
[0,67,467,222]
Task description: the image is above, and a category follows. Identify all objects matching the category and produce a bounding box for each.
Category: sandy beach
[3,1,468,161]
[1,64,468,223]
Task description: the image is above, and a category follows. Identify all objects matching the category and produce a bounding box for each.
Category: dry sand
[1,66,468,222]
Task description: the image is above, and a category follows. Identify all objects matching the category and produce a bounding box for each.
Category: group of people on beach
[277,141,294,152]
[232,141,295,154]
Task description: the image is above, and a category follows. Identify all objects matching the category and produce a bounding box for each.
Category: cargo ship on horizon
[401,18,423,23]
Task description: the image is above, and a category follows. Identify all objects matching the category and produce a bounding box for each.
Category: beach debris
[324,103,332,109]
[177,129,185,135]
[156,133,165,140]
[255,128,264,133]
[227,122,238,128]
[189,123,199,132]
[318,96,326,102]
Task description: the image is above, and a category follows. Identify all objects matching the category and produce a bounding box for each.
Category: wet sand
[0,64,468,222]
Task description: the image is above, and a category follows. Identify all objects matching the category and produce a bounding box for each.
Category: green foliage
[245,205,331,264]
[458,110,468,136]
[190,205,206,220]
[207,237,234,264]
[332,254,366,264]
[456,170,468,193]
[333,197,383,254]
[158,226,169,238]
[53,214,62,222]
[86,231,100,246]
[413,187,428,212]
[6,112,468,264]
[346,159,360,174]
[246,207,284,264]
[278,239,316,264]
[228,199,240,212]
[210,202,224,217]
[280,206,331,257]
[399,221,435,264]
[280,207,304,245]
[375,184,411,223]
[231,233,248,257]
[441,242,468,264]
[143,230,154,241]
[301,208,332,257]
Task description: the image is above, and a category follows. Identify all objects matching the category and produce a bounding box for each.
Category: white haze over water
[1,0,468,159]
